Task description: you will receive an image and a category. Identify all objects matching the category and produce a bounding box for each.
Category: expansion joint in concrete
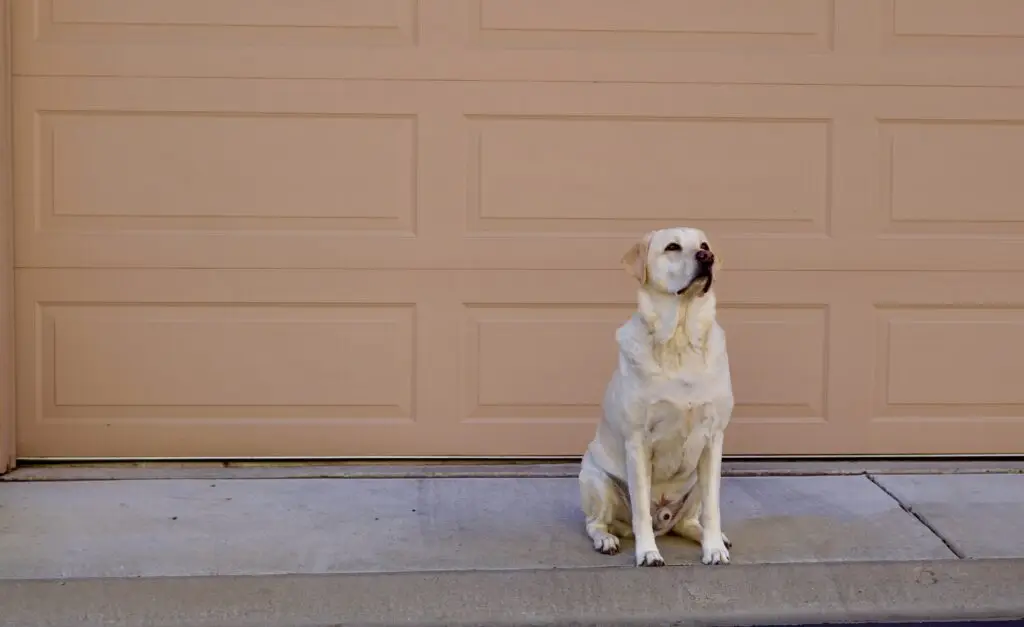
[866,473,966,559]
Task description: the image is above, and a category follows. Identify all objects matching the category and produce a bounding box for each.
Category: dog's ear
[621,233,652,284]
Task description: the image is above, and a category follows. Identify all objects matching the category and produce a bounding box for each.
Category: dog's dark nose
[695,249,714,265]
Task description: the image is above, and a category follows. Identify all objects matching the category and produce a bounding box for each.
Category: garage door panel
[471,0,833,52]
[446,268,862,455]
[48,304,414,411]
[718,306,828,422]
[887,0,1024,51]
[468,116,829,234]
[14,269,444,458]
[865,272,1024,453]
[15,79,419,236]
[41,111,416,230]
[13,76,432,270]
[15,1,1024,87]
[451,269,841,449]
[462,304,631,422]
[49,0,412,29]
[28,0,416,46]
[16,268,1024,457]
[869,272,1024,428]
[879,120,1024,233]
[450,81,1024,272]
[19,77,1024,273]
[876,308,1024,410]
[19,293,419,436]
[16,268,848,457]
[452,280,833,431]
[459,300,836,434]
[13,0,423,80]
[18,77,1024,272]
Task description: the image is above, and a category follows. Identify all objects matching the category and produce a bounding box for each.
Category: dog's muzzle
[677,249,715,295]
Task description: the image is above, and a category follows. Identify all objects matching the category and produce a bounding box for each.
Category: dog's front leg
[697,430,730,565]
[625,433,663,567]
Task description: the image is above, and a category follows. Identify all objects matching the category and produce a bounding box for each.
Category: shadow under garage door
[9,0,1024,458]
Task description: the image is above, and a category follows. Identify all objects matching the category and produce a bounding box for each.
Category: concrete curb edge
[2,559,1023,627]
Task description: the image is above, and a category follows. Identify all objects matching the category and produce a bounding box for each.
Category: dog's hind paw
[636,550,665,567]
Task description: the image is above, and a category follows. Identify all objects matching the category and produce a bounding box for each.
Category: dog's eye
[699,242,710,251]
[664,243,682,252]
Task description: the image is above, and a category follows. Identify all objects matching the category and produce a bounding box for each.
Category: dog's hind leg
[671,515,731,548]
[579,456,627,555]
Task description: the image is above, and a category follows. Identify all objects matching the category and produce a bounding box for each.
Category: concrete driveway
[1,462,1023,626]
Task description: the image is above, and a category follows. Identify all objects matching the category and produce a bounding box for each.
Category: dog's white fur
[579,226,734,567]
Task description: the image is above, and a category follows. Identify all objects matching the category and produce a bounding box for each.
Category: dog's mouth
[676,267,713,296]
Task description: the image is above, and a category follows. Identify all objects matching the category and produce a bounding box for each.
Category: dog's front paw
[701,541,730,565]
[636,550,665,567]
[593,533,620,555]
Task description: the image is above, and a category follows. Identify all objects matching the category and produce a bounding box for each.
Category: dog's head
[621,227,717,297]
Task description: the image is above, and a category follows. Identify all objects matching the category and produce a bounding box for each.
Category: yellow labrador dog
[579,226,733,567]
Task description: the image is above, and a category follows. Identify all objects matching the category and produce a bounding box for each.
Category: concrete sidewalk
[1,463,1023,626]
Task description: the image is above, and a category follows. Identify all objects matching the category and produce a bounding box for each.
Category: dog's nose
[695,249,714,265]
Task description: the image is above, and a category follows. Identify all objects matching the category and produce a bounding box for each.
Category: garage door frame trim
[1,0,15,472]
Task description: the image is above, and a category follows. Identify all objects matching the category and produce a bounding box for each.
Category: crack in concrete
[866,473,966,559]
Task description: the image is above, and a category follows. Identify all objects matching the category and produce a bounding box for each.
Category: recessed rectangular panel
[52,0,407,28]
[40,112,415,231]
[883,121,1024,230]
[886,0,1024,53]
[876,307,1024,418]
[43,303,414,419]
[462,302,827,423]
[474,0,832,51]
[469,117,829,233]
[481,0,827,34]
[718,306,828,421]
[893,0,1024,37]
[463,305,631,421]
[38,0,416,46]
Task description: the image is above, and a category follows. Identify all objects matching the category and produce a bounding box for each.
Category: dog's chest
[646,403,706,484]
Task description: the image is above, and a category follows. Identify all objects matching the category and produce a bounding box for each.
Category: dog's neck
[637,286,716,363]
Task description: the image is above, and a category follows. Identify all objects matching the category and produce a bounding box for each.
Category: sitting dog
[579,226,734,567]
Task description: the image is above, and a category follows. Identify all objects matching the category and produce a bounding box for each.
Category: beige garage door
[9,1,1024,459]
